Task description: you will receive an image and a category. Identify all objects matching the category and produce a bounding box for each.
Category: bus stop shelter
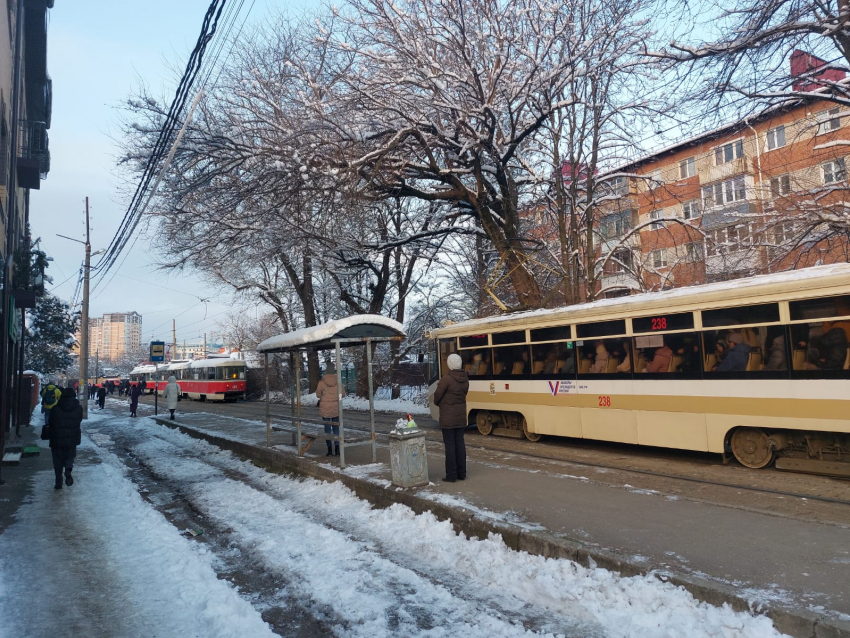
[256,315,406,468]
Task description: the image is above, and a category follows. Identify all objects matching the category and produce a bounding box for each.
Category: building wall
[79,312,143,359]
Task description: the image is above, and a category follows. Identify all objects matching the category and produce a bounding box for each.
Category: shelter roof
[257,315,405,353]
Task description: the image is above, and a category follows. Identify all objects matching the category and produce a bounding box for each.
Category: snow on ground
[298,391,431,415]
[0,431,276,638]
[124,416,787,638]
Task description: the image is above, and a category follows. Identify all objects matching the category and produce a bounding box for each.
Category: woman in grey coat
[164,375,180,420]
[433,353,470,482]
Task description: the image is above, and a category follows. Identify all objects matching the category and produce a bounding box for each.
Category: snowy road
[0,409,788,637]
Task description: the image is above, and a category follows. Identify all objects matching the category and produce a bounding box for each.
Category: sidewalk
[157,410,850,638]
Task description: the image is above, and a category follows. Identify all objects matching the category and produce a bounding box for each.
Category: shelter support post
[366,338,376,463]
[264,353,270,447]
[295,353,302,456]
[336,341,345,469]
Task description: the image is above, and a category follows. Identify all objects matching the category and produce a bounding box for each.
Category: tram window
[428,340,439,383]
[530,325,572,343]
[492,330,526,345]
[633,333,701,374]
[207,367,216,380]
[789,295,850,321]
[531,342,576,375]
[577,339,628,374]
[459,349,491,376]
[492,345,530,376]
[701,303,780,328]
[702,326,786,373]
[459,334,488,349]
[438,338,458,377]
[576,319,627,339]
[632,312,694,333]
[789,322,850,372]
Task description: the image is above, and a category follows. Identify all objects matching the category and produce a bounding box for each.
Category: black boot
[326,446,333,456]
[65,469,73,486]
[170,410,175,420]
[334,445,340,457]
[54,473,63,489]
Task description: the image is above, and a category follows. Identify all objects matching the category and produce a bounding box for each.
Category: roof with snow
[257,315,406,353]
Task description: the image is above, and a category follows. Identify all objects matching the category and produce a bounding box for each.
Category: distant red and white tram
[132,359,247,401]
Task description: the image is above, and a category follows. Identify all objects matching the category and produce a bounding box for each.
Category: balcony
[701,201,758,230]
[17,120,49,189]
[601,272,640,292]
[701,156,749,185]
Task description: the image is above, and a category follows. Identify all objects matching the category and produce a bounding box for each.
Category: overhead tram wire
[88,0,257,302]
[91,0,230,286]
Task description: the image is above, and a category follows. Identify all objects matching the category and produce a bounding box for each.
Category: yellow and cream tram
[428,264,850,474]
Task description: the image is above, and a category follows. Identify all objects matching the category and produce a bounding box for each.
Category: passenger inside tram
[616,340,631,373]
[589,341,610,373]
[531,342,577,375]
[643,340,673,372]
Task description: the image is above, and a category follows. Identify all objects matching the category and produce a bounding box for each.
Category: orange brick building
[597,76,850,298]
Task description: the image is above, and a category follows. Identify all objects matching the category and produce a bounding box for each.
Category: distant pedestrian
[164,375,180,420]
[315,363,344,456]
[433,353,469,483]
[42,387,82,490]
[129,384,141,417]
[97,385,106,410]
[89,384,97,400]
[40,380,61,425]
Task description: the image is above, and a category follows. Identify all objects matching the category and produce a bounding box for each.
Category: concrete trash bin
[388,430,429,488]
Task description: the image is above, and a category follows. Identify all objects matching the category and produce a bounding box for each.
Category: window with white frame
[714,139,744,165]
[685,242,704,262]
[706,223,752,256]
[702,176,746,207]
[649,210,663,230]
[610,175,629,195]
[651,248,668,268]
[646,169,663,188]
[605,249,633,275]
[770,174,791,197]
[770,221,796,245]
[679,157,696,178]
[818,107,841,134]
[766,125,786,150]
[682,199,700,220]
[823,158,846,184]
[600,211,631,240]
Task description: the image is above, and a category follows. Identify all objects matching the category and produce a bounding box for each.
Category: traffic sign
[150,341,166,362]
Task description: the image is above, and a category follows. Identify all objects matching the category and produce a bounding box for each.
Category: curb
[151,416,849,638]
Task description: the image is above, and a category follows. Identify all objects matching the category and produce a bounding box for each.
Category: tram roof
[257,314,406,353]
[434,263,850,337]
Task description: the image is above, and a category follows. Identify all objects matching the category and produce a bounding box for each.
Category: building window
[679,157,696,178]
[766,125,786,150]
[702,176,746,208]
[651,249,668,268]
[770,174,791,197]
[818,107,841,134]
[707,223,752,256]
[682,199,700,220]
[823,158,846,184]
[600,211,631,240]
[649,210,663,230]
[685,242,704,262]
[770,221,796,245]
[604,249,633,275]
[610,175,629,195]
[647,169,663,186]
[715,139,744,165]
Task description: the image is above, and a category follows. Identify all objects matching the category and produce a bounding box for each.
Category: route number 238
[598,395,611,407]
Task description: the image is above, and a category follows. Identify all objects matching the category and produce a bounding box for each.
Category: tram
[161,358,247,402]
[129,365,157,393]
[428,263,850,475]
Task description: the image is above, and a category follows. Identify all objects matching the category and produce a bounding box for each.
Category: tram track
[133,395,850,513]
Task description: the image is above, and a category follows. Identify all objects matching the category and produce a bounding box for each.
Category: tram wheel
[522,417,542,442]
[730,427,774,469]
[476,410,493,436]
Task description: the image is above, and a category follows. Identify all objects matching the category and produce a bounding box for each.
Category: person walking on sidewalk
[129,383,141,417]
[433,353,469,483]
[316,363,344,456]
[96,385,107,410]
[40,380,61,425]
[164,375,180,420]
[42,387,82,490]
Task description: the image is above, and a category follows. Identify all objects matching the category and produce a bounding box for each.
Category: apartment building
[81,312,143,360]
[598,63,850,297]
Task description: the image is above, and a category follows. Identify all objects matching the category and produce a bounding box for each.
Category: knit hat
[447,353,462,371]
[325,362,336,375]
[728,333,743,345]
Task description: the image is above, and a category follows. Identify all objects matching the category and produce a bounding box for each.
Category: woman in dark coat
[96,385,107,409]
[433,353,470,483]
[43,387,82,489]
[129,383,141,417]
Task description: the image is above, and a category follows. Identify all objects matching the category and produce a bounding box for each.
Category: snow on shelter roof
[434,263,850,337]
[257,315,406,353]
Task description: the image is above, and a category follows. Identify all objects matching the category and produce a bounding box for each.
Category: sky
[29,0,312,347]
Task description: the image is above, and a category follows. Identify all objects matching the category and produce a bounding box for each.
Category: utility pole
[172,319,177,361]
[203,332,207,360]
[79,198,91,419]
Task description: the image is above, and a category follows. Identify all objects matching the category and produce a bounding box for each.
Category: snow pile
[0,435,276,638]
[130,422,787,638]
[298,391,431,415]
[257,314,404,352]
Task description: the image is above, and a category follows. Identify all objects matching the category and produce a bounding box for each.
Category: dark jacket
[129,385,141,408]
[814,328,848,370]
[44,394,82,448]
[433,369,469,429]
[717,342,751,372]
